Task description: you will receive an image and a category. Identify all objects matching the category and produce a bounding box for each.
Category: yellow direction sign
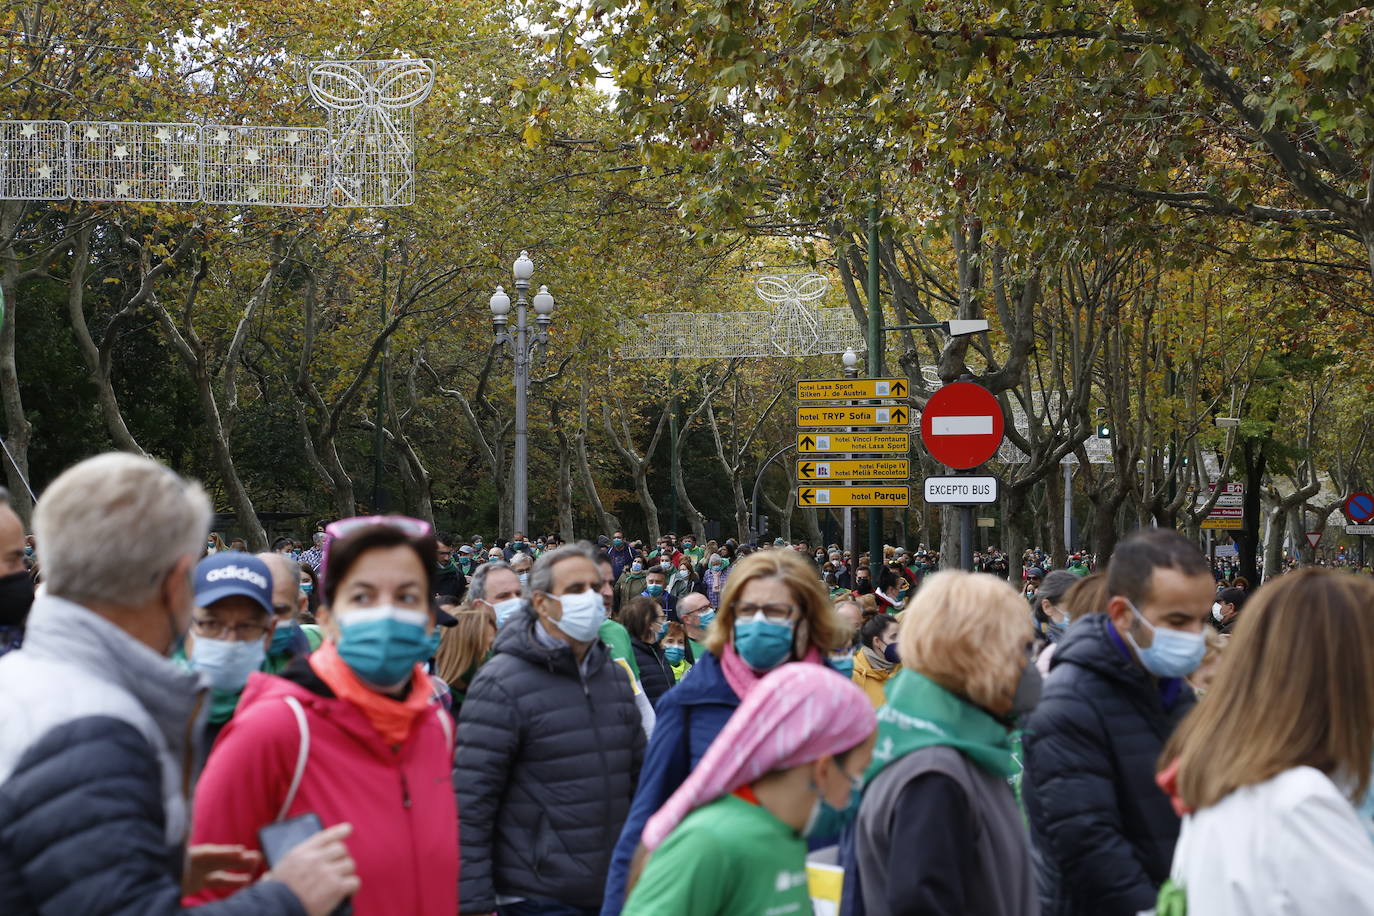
[797,486,911,508]
[796,432,910,454]
[796,459,910,482]
[796,377,910,401]
[1201,518,1243,530]
[796,405,912,428]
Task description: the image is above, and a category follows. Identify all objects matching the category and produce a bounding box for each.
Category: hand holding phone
[260,817,358,916]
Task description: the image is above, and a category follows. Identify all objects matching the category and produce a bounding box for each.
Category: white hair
[34,453,211,608]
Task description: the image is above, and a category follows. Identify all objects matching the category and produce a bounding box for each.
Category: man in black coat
[455,542,645,916]
[1023,529,1214,916]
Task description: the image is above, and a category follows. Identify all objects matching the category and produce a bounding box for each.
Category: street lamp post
[490,251,556,537]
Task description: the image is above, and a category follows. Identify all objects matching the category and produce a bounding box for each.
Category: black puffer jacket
[1022,613,1196,916]
[455,608,645,914]
[630,638,675,708]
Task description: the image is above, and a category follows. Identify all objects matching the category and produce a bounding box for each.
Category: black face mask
[0,569,35,627]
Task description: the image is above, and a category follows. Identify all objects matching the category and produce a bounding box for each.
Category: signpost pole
[961,502,975,571]
[1063,461,1073,555]
[866,201,883,559]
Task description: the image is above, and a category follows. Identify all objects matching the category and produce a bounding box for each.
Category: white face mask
[492,596,524,627]
[1211,602,1223,623]
[550,589,605,642]
[191,636,265,692]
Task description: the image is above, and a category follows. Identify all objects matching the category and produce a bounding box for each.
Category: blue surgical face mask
[733,612,795,672]
[645,584,664,597]
[631,562,643,573]
[803,768,863,839]
[191,635,266,692]
[492,597,524,628]
[1124,600,1206,678]
[664,645,685,665]
[425,627,443,660]
[697,610,716,628]
[269,622,297,655]
[336,606,431,688]
[300,582,313,596]
[656,620,670,640]
[829,649,856,678]
[518,573,530,587]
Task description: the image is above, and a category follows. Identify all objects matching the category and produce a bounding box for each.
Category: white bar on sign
[931,416,993,436]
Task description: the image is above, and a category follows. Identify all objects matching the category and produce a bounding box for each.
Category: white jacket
[1170,765,1374,915]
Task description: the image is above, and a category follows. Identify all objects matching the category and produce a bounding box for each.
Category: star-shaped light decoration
[247,187,261,202]
[285,130,301,145]
[114,180,131,196]
[155,126,171,142]
[299,173,314,187]
[169,165,185,181]
[20,123,35,139]
[113,144,128,159]
[214,128,230,144]
[84,126,100,141]
[36,165,51,179]
[243,147,260,163]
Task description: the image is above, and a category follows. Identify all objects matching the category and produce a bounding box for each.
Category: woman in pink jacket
[187,516,458,915]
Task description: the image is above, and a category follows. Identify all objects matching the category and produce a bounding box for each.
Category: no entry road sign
[796,432,911,454]
[1344,492,1374,524]
[797,405,912,428]
[797,486,911,508]
[920,382,1005,470]
[796,458,910,481]
[796,378,909,401]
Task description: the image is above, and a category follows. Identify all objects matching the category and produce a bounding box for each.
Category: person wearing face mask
[503,530,531,561]
[607,530,636,581]
[603,550,852,916]
[700,553,729,608]
[622,662,876,915]
[0,488,34,658]
[433,600,498,717]
[1036,572,1107,677]
[847,571,1040,916]
[1030,570,1080,669]
[434,532,469,603]
[641,567,676,617]
[0,454,359,916]
[680,536,704,566]
[456,542,645,915]
[258,553,314,672]
[1155,569,1374,915]
[187,516,456,916]
[175,553,278,747]
[623,596,676,709]
[510,552,534,592]
[675,592,714,663]
[852,565,874,597]
[661,622,691,680]
[469,559,525,629]
[618,557,650,610]
[1022,529,1214,916]
[852,613,901,709]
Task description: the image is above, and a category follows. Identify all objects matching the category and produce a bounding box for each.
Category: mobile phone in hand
[258,813,353,916]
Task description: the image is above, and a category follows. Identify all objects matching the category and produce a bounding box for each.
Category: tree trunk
[556,431,575,541]
[0,203,33,520]
[1263,502,1286,581]
[1002,486,1029,586]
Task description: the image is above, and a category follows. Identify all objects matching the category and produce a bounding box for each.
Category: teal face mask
[336,606,431,688]
[733,613,794,671]
[424,627,443,660]
[664,645,685,665]
[802,770,863,840]
[645,584,664,597]
[269,622,297,655]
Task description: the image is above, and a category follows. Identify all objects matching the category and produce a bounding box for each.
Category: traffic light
[759,514,770,537]
[1096,407,1112,439]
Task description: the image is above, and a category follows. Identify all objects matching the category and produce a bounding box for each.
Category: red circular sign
[920,382,1005,470]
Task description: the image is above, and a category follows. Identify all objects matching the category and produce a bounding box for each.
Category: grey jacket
[855,745,1036,916]
[0,594,304,915]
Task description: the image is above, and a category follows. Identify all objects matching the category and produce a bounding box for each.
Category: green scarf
[867,669,1016,782]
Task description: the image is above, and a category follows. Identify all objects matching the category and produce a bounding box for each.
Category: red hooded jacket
[185,662,458,915]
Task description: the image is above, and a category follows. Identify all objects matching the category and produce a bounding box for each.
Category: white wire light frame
[615,272,865,360]
[0,58,434,208]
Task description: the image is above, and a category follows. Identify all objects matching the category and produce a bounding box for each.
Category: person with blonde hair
[433,600,497,716]
[602,549,852,915]
[850,570,1040,916]
[1156,569,1374,913]
[622,663,876,915]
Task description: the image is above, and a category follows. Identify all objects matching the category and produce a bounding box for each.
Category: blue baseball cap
[194,553,274,617]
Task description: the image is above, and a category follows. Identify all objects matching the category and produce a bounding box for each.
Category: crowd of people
[1,451,1372,915]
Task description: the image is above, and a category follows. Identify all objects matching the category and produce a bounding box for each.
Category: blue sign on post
[1344,492,1374,524]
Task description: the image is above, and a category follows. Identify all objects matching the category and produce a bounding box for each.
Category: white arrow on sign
[930,416,995,436]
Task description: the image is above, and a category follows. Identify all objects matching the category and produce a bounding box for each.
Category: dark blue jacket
[601,650,740,916]
[1022,613,1195,916]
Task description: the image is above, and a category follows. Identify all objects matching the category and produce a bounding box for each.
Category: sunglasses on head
[319,514,434,592]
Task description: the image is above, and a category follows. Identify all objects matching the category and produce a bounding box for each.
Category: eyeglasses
[320,514,434,590]
[192,617,269,642]
[733,602,799,623]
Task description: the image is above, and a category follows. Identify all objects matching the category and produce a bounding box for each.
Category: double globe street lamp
[489,251,556,537]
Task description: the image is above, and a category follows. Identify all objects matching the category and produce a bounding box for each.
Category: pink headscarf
[641,662,876,850]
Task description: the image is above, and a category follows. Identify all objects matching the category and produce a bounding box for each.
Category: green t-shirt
[623,794,810,916]
[600,617,641,679]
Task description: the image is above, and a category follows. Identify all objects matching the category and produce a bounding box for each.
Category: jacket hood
[494,608,609,677]
[1052,612,1152,690]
